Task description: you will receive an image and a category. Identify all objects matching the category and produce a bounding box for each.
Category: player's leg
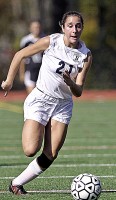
[10,89,54,189]
[9,119,68,195]
[9,95,71,195]
[39,98,73,168]
[42,119,68,162]
[22,119,44,157]
[41,98,73,161]
[10,119,45,194]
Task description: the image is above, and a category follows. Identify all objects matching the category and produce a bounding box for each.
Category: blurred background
[0,0,116,90]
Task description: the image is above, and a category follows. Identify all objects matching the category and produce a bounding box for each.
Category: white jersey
[36,33,90,99]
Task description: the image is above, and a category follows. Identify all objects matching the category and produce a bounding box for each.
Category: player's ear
[59,21,64,33]
[61,25,65,33]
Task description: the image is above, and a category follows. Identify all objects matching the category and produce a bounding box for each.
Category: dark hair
[59,11,84,27]
[29,19,41,25]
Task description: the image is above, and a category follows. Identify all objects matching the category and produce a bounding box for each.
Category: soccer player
[1,11,92,195]
[19,20,45,94]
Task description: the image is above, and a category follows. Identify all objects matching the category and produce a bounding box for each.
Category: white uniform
[24,33,90,125]
[36,33,90,99]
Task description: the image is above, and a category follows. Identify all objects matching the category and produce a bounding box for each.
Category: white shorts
[24,88,73,126]
[24,71,36,87]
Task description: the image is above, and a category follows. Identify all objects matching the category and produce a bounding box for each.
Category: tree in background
[0,0,116,89]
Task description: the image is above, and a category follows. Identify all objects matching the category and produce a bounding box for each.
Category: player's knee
[23,146,39,157]
[24,150,36,157]
[26,152,36,157]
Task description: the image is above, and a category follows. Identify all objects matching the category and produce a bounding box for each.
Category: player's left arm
[63,51,92,97]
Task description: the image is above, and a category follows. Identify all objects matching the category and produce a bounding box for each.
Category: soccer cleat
[9,182,27,195]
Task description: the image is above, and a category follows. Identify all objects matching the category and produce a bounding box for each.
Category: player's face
[62,15,83,48]
[30,22,41,37]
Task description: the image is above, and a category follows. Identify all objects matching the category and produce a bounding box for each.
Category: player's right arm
[1,36,50,96]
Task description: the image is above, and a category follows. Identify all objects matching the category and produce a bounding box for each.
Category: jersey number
[56,61,73,74]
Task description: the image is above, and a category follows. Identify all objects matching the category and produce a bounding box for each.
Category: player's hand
[1,80,12,97]
[63,70,73,86]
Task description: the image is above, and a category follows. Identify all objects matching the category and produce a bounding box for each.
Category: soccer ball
[71,173,102,200]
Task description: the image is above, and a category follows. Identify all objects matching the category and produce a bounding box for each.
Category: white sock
[12,158,43,186]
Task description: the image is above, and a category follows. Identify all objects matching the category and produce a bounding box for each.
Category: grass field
[0,99,116,200]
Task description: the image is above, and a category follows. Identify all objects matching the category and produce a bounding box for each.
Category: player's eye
[67,23,82,29]
[75,23,82,28]
[67,24,73,28]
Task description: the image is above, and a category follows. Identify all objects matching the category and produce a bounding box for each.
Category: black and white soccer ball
[71,173,102,200]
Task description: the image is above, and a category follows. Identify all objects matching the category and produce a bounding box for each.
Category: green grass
[0,100,116,200]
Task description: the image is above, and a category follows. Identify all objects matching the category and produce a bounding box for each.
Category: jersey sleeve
[49,33,61,47]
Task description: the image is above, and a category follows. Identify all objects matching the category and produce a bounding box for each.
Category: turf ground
[0,91,116,200]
